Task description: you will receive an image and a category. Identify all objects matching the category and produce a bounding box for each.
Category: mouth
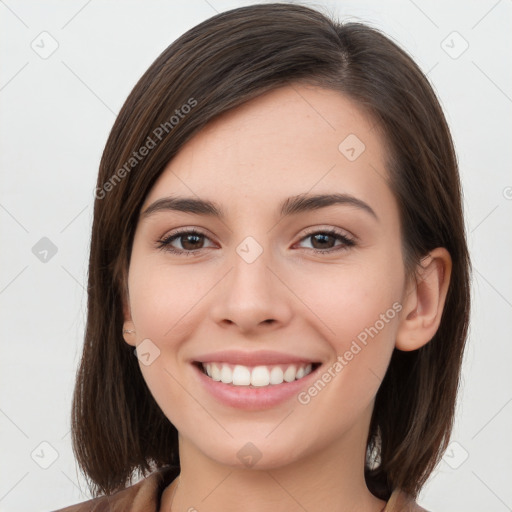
[194,361,322,388]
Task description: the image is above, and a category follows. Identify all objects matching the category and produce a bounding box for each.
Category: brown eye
[297,229,355,254]
[178,233,205,250]
[156,229,214,256]
[310,233,337,250]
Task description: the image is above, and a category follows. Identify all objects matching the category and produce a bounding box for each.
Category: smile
[199,362,319,387]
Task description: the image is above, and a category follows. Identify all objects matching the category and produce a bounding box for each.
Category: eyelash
[155,227,356,257]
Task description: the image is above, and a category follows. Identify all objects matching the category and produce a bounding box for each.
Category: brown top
[52,465,429,512]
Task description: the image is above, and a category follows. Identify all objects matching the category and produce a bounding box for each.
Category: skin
[122,84,451,512]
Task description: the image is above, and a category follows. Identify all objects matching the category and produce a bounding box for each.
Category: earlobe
[121,287,137,347]
[396,247,452,351]
[122,324,137,346]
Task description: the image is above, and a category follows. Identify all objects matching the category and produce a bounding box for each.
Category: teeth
[251,366,269,387]
[211,363,221,381]
[283,365,296,382]
[233,365,251,386]
[202,362,314,387]
[269,366,284,385]
[220,365,232,384]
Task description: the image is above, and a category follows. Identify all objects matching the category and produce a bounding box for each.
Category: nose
[209,244,293,334]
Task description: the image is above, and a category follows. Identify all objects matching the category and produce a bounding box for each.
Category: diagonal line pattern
[0,265,29,295]
[200,470,233,502]
[266,472,310,511]
[0,202,29,232]
[265,409,295,438]
[61,0,93,29]
[472,61,512,104]
[471,205,499,232]
[0,408,29,438]
[202,0,219,14]
[425,61,439,76]
[408,0,439,28]
[471,471,511,509]
[61,61,117,115]
[367,162,388,184]
[475,268,512,308]
[368,367,384,384]
[0,62,29,92]
[60,205,89,233]
[0,472,29,503]
[0,0,29,28]
[289,82,336,131]
[60,265,86,292]
[60,470,92,499]
[472,0,502,29]
[471,397,512,439]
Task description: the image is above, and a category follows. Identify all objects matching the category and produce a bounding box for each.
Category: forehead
[143,84,394,220]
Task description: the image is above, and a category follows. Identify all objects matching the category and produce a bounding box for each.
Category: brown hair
[71,2,471,502]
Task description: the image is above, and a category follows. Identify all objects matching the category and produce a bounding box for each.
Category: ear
[396,247,452,351]
[121,283,137,347]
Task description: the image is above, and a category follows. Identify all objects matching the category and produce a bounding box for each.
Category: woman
[56,3,470,511]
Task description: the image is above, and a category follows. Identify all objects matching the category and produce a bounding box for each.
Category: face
[123,84,409,470]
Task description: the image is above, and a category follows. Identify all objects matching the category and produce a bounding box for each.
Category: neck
[161,411,385,512]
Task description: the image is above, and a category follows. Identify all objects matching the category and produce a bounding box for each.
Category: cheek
[295,257,404,345]
[127,257,207,340]
[126,258,199,426]
[291,269,402,431]
[289,254,404,406]
[329,281,401,353]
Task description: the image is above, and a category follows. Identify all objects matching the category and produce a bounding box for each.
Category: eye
[156,227,356,257]
[296,228,356,254]
[156,228,215,256]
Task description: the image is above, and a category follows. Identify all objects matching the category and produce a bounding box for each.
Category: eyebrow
[141,192,378,221]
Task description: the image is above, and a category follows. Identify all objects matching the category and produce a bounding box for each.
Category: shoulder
[51,466,180,512]
[384,489,431,512]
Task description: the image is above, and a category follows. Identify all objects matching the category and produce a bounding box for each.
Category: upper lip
[193,350,320,367]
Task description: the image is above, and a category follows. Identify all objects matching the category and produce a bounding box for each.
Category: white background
[1,1,511,511]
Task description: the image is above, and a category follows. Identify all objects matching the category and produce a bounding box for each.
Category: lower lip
[193,363,321,410]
